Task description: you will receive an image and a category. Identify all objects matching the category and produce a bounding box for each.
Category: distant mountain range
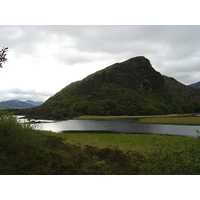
[0,100,43,109]
[24,100,44,106]
[14,56,200,119]
[188,81,200,90]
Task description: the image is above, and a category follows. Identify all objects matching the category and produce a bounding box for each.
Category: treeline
[38,83,200,119]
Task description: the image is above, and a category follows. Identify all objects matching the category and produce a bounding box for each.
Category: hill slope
[16,56,200,119]
[163,76,200,102]
[0,100,34,109]
[0,100,44,109]
[188,81,200,90]
[25,100,44,106]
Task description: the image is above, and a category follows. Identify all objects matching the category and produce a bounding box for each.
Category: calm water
[16,116,200,138]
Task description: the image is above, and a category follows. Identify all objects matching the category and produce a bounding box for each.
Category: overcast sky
[0,25,200,102]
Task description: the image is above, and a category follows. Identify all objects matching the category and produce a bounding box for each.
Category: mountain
[0,100,44,109]
[0,100,34,109]
[188,81,200,90]
[25,100,43,106]
[14,56,200,119]
[163,76,200,102]
[0,104,13,109]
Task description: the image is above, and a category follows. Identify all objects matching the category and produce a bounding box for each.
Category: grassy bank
[75,114,195,120]
[138,115,200,125]
[1,111,200,175]
[74,115,138,120]
[75,114,200,125]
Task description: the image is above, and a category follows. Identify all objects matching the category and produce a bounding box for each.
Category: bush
[0,111,44,153]
[130,132,200,174]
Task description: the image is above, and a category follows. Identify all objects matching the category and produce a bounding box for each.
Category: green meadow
[43,131,198,153]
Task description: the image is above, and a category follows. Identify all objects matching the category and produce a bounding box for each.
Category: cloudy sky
[0,25,200,102]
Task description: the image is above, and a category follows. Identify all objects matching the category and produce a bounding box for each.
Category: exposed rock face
[96,56,168,93]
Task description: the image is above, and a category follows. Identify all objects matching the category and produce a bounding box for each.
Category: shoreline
[60,130,191,137]
[13,112,200,126]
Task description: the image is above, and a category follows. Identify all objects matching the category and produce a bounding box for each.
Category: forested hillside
[14,56,200,119]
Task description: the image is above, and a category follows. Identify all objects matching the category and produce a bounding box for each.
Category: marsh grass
[74,115,137,120]
[138,116,200,125]
[43,131,197,153]
[75,114,194,120]
[43,132,154,152]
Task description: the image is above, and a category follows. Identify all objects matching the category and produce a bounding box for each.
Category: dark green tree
[0,47,8,68]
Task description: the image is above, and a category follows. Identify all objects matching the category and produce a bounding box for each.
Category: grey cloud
[1,88,54,102]
[3,25,200,64]
[8,88,37,94]
[3,25,200,55]
[1,25,200,102]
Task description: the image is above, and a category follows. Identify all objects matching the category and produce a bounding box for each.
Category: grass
[75,113,200,125]
[42,131,198,153]
[75,114,194,120]
[74,115,137,120]
[138,116,200,125]
[1,111,200,175]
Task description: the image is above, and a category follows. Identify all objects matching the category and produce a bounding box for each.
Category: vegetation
[0,47,8,68]
[1,111,200,175]
[43,131,198,153]
[138,116,200,125]
[13,56,200,120]
[75,113,194,120]
[0,100,36,109]
[15,83,200,119]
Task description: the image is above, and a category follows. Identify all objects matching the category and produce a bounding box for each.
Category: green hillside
[0,104,13,109]
[0,100,34,109]
[15,56,200,119]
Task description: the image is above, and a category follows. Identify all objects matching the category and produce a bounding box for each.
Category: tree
[0,47,8,68]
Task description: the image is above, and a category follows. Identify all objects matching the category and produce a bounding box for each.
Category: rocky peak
[94,56,168,93]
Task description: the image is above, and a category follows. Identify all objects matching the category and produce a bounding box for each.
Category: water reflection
[15,116,200,137]
[39,119,200,138]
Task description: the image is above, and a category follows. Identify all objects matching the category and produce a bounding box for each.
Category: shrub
[130,132,200,174]
[0,111,44,153]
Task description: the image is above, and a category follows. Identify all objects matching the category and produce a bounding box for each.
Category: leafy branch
[0,47,8,68]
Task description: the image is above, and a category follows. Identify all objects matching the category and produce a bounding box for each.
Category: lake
[16,116,200,138]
